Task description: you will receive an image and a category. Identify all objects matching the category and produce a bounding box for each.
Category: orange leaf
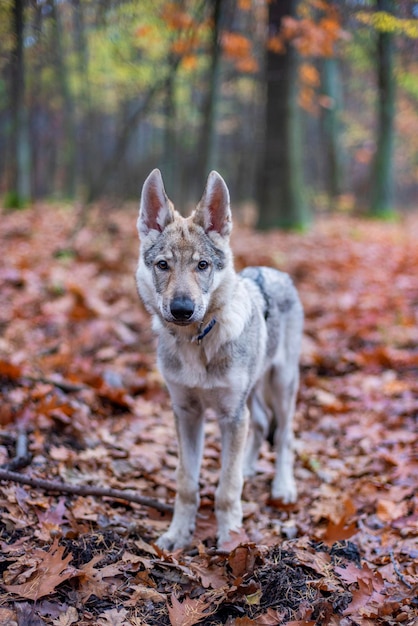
[268,35,285,53]
[322,518,357,546]
[300,63,320,87]
[181,55,198,72]
[162,3,195,31]
[238,0,252,10]
[222,32,252,59]
[235,56,258,73]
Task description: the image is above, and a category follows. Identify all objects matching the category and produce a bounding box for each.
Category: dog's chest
[158,337,236,389]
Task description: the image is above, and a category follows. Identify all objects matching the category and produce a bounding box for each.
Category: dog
[136,169,303,550]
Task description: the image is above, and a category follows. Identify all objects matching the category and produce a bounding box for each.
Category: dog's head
[136,169,233,328]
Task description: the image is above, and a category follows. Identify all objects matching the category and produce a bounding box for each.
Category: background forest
[1,0,418,228]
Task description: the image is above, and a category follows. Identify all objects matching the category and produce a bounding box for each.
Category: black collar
[194,318,216,344]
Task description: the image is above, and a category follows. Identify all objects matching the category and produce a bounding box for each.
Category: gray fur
[136,169,303,550]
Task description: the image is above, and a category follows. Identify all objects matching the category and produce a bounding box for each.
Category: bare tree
[7,0,30,207]
[369,0,396,216]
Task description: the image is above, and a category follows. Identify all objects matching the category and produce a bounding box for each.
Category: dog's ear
[194,171,232,237]
[138,169,174,237]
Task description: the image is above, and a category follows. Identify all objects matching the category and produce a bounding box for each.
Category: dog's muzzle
[170,296,195,323]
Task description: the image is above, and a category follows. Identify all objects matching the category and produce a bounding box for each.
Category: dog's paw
[156,530,192,551]
[271,478,297,504]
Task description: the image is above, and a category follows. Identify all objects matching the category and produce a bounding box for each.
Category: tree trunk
[162,57,178,199]
[49,0,76,198]
[72,0,92,197]
[321,57,344,200]
[369,0,396,217]
[196,0,223,185]
[8,0,31,207]
[256,0,308,230]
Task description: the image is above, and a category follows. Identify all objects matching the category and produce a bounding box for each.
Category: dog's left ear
[194,171,232,238]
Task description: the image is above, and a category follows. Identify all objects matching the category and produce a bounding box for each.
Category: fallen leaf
[52,607,79,626]
[2,538,78,601]
[167,594,215,626]
[376,498,409,522]
[97,607,129,626]
[0,607,17,626]
[228,543,261,579]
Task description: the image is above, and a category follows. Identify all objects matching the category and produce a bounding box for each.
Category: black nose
[170,296,195,321]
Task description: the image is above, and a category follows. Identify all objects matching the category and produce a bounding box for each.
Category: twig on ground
[389,548,412,589]
[0,469,173,514]
[25,375,87,393]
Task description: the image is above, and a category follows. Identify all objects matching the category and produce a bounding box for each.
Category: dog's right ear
[138,169,174,237]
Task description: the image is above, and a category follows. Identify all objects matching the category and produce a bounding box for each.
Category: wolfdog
[136,169,303,550]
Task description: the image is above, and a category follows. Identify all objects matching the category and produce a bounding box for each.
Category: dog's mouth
[171,319,194,327]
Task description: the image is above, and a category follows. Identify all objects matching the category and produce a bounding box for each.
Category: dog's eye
[156,260,169,271]
[197,260,209,271]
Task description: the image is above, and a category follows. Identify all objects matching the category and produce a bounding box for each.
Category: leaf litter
[0,204,417,624]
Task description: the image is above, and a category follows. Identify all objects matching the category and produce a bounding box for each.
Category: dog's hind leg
[157,388,205,550]
[243,387,271,478]
[269,363,299,503]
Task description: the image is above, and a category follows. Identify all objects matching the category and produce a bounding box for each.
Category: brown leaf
[77,554,121,601]
[228,543,261,579]
[322,518,357,546]
[0,360,21,380]
[335,561,363,584]
[52,607,79,626]
[0,607,17,626]
[35,498,68,540]
[2,538,78,600]
[167,594,215,626]
[97,608,129,626]
[125,583,165,605]
[189,561,228,590]
[376,498,409,522]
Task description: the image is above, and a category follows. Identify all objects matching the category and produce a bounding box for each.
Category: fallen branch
[0,469,173,514]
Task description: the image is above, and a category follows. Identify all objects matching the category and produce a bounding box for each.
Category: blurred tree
[49,0,77,198]
[256,0,307,230]
[196,0,223,183]
[321,56,344,200]
[369,0,396,217]
[7,0,30,208]
[72,0,93,197]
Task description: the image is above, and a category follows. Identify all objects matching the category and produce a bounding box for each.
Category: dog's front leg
[216,406,249,547]
[157,391,204,551]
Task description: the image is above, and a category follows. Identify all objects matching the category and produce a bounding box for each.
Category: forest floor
[0,203,417,626]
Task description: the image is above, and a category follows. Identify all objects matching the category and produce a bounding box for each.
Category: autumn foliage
[0,204,417,624]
